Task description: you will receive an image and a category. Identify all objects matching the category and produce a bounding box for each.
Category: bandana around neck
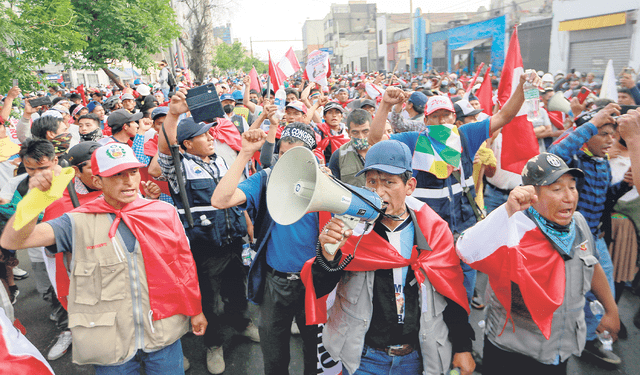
[527,206,576,256]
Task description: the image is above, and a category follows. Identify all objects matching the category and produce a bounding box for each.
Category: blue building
[418,15,507,73]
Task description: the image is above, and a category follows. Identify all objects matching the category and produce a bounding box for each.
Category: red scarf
[73,197,202,320]
[209,117,242,152]
[315,122,349,162]
[301,201,469,325]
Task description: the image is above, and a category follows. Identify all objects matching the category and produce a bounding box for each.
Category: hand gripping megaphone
[266,146,382,255]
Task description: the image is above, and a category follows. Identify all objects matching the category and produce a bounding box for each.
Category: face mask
[223,104,234,114]
[81,128,102,142]
[441,80,449,86]
[351,137,369,150]
[449,87,457,95]
[51,132,72,154]
[250,99,258,105]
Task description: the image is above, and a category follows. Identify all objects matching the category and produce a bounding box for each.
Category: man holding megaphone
[302,140,475,375]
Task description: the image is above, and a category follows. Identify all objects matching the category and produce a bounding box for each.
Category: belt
[486,182,512,196]
[373,344,414,357]
[267,265,301,281]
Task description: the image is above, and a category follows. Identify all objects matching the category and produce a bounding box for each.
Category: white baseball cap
[91,143,145,177]
[425,96,455,115]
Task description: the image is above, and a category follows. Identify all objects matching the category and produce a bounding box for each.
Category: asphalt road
[11,251,640,374]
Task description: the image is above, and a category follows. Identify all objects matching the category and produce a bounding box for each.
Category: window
[379,30,383,44]
[87,74,99,86]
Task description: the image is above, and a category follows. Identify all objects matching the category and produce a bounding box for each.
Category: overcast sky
[223,0,490,61]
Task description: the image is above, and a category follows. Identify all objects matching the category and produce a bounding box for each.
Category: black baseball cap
[323,101,345,115]
[67,141,101,167]
[107,109,144,130]
[521,153,584,186]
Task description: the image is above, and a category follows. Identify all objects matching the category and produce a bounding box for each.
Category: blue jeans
[342,345,422,375]
[584,237,615,341]
[484,183,510,215]
[94,339,183,375]
[161,88,170,102]
[461,260,476,305]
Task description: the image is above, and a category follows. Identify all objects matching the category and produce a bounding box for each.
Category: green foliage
[0,0,181,93]
[0,0,86,92]
[212,42,267,75]
[71,0,181,70]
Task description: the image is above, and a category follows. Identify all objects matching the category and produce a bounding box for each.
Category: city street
[11,250,640,375]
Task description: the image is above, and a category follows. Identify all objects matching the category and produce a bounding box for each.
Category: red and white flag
[268,51,287,93]
[476,68,493,115]
[278,47,301,78]
[248,66,261,92]
[303,50,331,88]
[497,27,539,174]
[463,62,485,100]
[0,307,55,374]
[456,206,567,340]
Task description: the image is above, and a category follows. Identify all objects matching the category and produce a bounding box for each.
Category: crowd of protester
[0,60,640,375]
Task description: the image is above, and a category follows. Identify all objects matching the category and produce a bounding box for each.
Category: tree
[211,41,267,75]
[71,0,181,87]
[0,0,87,91]
[0,0,181,92]
[178,0,232,83]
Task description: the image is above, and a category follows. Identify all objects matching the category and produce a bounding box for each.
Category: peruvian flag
[0,308,55,374]
[303,49,331,88]
[248,66,261,92]
[278,47,301,78]
[456,206,567,340]
[268,51,287,93]
[476,68,493,115]
[497,26,539,174]
[463,62,484,99]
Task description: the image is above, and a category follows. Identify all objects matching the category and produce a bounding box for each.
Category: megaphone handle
[323,215,360,256]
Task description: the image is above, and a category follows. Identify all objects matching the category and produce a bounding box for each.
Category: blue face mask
[449,87,457,95]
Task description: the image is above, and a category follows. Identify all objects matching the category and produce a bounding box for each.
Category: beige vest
[66,212,189,366]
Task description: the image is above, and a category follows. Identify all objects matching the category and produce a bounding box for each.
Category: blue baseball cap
[232,90,243,102]
[151,106,169,120]
[220,93,234,102]
[355,140,413,177]
[177,117,213,143]
[408,91,428,110]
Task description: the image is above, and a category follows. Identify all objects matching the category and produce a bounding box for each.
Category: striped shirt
[548,123,631,236]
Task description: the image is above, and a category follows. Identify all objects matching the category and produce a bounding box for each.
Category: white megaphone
[266,146,382,255]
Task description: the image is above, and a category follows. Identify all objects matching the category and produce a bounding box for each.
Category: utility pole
[409,0,413,73]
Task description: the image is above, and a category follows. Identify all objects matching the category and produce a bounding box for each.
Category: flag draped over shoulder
[0,308,55,375]
[301,197,469,325]
[497,26,539,174]
[411,125,461,179]
[73,197,202,320]
[456,207,566,339]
